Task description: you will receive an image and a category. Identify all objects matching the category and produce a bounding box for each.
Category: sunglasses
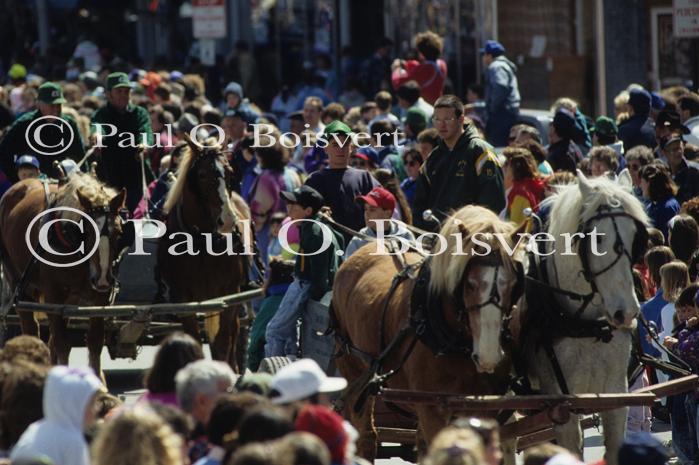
[404,159,420,167]
[350,159,368,168]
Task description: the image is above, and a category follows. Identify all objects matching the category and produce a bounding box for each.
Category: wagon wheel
[258,356,293,374]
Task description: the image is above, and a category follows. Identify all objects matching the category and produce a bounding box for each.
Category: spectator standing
[413,95,505,229]
[592,116,626,172]
[547,109,583,174]
[618,88,657,152]
[678,92,699,147]
[481,40,521,147]
[663,135,699,204]
[391,31,447,105]
[639,163,680,241]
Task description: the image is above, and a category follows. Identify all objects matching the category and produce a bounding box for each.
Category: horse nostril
[613,310,624,324]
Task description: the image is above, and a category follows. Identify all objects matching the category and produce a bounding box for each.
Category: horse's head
[75,185,127,293]
[182,136,238,233]
[569,171,648,327]
[430,207,525,374]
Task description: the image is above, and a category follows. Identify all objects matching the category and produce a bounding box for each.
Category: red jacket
[507,178,546,213]
[392,59,447,105]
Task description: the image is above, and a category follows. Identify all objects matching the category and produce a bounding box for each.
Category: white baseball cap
[270,358,347,404]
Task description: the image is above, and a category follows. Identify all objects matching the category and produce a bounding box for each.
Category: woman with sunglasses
[399,147,423,209]
[624,145,654,200]
[639,163,680,241]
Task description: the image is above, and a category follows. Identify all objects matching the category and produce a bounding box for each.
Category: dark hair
[645,246,676,287]
[681,197,699,225]
[322,102,345,122]
[238,405,294,446]
[144,332,204,393]
[203,108,223,126]
[596,132,617,145]
[0,335,50,366]
[208,392,268,446]
[374,91,392,111]
[647,228,666,248]
[678,93,699,117]
[503,147,539,181]
[625,145,654,166]
[154,83,171,102]
[668,214,699,264]
[434,94,464,118]
[589,146,619,173]
[632,268,647,303]
[640,163,678,201]
[255,143,287,172]
[148,401,193,439]
[689,249,699,282]
[396,81,421,105]
[685,143,699,161]
[0,361,48,449]
[277,432,331,465]
[414,31,444,61]
[360,101,378,114]
[515,140,547,164]
[373,168,413,225]
[94,392,122,419]
[370,119,395,137]
[402,147,424,165]
[677,283,699,308]
[417,128,440,147]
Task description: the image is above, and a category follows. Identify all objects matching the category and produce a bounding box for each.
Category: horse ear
[182,132,200,154]
[75,188,92,210]
[618,169,633,191]
[577,169,592,198]
[110,188,126,212]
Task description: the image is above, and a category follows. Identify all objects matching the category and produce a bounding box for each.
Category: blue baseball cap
[479,40,505,56]
[651,92,666,111]
[15,154,40,169]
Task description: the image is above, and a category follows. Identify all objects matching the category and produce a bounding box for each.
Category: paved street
[68,346,672,465]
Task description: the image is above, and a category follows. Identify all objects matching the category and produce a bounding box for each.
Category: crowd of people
[1,29,699,465]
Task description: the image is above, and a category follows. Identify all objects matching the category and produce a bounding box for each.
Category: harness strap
[543,341,570,395]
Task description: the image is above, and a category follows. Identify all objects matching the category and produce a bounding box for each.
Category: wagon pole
[14,288,264,319]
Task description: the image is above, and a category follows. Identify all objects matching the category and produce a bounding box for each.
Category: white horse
[517,170,649,465]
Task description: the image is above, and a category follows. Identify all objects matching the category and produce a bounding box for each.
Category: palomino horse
[159,139,251,370]
[332,205,525,460]
[0,173,126,378]
[516,171,648,465]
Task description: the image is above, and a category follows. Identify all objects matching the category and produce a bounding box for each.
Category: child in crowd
[399,147,423,209]
[15,155,41,181]
[11,366,104,465]
[264,186,344,358]
[503,148,546,225]
[345,187,415,259]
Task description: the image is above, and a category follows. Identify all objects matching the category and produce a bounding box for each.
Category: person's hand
[688,317,698,328]
[391,58,403,70]
[663,336,678,348]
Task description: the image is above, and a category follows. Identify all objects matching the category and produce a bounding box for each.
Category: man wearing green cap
[0,82,84,182]
[305,120,379,243]
[592,115,625,172]
[91,72,153,212]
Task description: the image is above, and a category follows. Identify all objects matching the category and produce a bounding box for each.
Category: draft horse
[159,138,252,370]
[516,171,649,465]
[0,173,126,379]
[332,205,525,460]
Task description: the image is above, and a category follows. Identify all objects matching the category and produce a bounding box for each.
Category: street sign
[673,0,699,38]
[192,0,227,39]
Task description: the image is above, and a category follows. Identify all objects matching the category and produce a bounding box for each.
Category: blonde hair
[660,260,689,303]
[91,407,182,465]
[424,427,485,465]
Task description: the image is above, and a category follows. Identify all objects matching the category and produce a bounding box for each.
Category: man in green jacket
[0,82,84,182]
[412,94,505,230]
[91,72,153,212]
[265,185,344,358]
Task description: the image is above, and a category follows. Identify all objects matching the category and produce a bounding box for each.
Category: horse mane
[547,176,649,239]
[54,172,117,222]
[163,144,194,214]
[429,205,518,295]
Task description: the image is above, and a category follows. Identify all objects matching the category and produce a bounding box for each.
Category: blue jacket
[618,114,656,152]
[640,289,667,357]
[485,56,520,117]
[645,197,680,241]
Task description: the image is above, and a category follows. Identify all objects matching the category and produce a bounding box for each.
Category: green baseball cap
[106,72,132,91]
[593,116,618,137]
[37,82,66,104]
[322,120,352,137]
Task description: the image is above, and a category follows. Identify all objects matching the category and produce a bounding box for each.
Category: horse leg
[600,408,628,465]
[180,314,201,344]
[209,306,236,368]
[86,317,106,385]
[19,311,39,337]
[553,414,583,458]
[48,315,71,365]
[415,405,450,454]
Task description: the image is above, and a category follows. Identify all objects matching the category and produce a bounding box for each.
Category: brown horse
[332,205,525,459]
[0,173,126,378]
[159,139,251,370]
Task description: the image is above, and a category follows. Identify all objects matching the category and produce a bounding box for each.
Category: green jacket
[0,109,84,182]
[295,214,344,300]
[91,103,153,188]
[412,124,505,229]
